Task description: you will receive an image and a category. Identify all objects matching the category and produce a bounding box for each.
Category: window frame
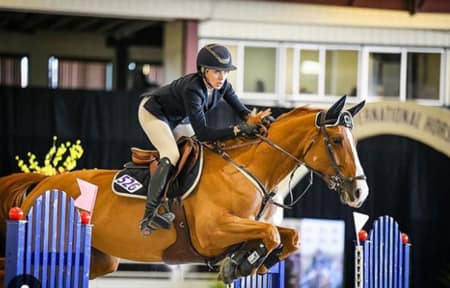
[200,39,447,107]
[404,47,445,106]
[361,46,404,101]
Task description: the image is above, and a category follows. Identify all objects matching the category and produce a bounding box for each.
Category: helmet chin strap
[201,68,215,89]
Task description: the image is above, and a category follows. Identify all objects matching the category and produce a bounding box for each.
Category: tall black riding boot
[140,157,176,236]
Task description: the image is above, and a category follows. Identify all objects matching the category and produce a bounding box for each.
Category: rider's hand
[247,108,274,126]
[234,122,260,138]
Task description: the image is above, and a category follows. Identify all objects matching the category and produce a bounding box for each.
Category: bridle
[314,111,366,202]
[205,110,367,218]
[254,110,366,207]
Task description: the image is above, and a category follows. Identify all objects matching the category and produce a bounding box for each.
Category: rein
[204,129,319,220]
[206,112,367,216]
[203,143,277,220]
[255,134,317,209]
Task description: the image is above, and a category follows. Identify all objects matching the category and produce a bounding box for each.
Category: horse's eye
[332,136,343,145]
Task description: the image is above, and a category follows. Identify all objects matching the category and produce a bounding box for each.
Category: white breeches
[138,98,180,165]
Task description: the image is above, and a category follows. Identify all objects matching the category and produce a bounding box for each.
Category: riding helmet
[196,43,237,72]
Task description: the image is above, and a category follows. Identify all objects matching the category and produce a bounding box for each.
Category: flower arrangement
[15,136,84,176]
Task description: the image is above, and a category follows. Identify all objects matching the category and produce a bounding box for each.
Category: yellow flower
[15,136,84,176]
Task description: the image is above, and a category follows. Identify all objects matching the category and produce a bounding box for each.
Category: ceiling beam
[95,19,127,33]
[22,14,51,30]
[110,21,156,40]
[47,16,74,30]
[72,18,102,32]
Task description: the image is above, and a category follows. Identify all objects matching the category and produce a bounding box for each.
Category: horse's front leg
[200,215,281,254]
[257,225,300,274]
[196,215,281,283]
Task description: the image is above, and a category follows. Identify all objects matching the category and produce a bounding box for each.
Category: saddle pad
[112,146,203,200]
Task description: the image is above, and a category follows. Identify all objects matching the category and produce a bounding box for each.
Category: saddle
[113,136,202,199]
[113,136,206,263]
[131,136,200,194]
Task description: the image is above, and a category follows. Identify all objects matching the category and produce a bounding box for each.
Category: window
[368,52,401,97]
[200,39,446,106]
[299,50,319,95]
[0,55,28,87]
[244,47,276,93]
[407,52,441,100]
[325,50,358,97]
[48,57,112,90]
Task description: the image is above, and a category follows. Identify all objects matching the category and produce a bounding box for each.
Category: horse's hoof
[218,256,237,284]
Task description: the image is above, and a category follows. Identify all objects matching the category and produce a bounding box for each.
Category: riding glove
[234,122,259,137]
[262,115,275,126]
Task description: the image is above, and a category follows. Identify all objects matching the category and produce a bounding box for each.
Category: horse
[0,95,368,284]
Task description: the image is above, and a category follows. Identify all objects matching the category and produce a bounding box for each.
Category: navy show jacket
[142,73,250,141]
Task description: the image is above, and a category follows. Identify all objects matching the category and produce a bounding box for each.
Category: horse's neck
[235,112,317,191]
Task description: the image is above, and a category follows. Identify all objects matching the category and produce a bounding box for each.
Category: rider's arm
[183,89,235,141]
[222,82,251,120]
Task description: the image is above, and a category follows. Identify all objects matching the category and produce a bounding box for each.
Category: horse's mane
[276,105,323,121]
[219,106,323,148]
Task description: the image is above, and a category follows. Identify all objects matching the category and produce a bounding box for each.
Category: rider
[138,43,262,236]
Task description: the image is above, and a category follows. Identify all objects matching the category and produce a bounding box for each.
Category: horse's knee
[89,248,120,279]
[288,229,300,249]
[263,224,281,252]
[279,228,300,259]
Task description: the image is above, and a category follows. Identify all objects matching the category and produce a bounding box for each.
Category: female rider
[138,43,267,236]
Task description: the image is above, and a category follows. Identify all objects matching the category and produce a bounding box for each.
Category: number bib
[114,174,144,194]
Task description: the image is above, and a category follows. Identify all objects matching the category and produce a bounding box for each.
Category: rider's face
[204,69,229,89]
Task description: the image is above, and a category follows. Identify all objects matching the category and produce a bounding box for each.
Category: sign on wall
[353,101,450,158]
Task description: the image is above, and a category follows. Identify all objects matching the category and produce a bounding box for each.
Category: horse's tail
[0,173,48,257]
[0,173,48,207]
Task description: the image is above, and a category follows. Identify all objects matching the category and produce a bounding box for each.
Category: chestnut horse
[0,96,368,284]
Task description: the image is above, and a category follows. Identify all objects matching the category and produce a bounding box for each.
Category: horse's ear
[347,100,365,117]
[325,95,347,120]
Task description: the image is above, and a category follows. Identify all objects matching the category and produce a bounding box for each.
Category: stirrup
[152,212,176,229]
[140,211,175,236]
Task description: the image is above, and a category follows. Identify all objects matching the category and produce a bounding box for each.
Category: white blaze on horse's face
[344,129,369,208]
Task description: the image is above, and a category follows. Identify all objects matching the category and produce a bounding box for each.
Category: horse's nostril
[355,188,361,199]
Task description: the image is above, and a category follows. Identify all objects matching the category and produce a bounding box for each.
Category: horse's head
[302,96,368,208]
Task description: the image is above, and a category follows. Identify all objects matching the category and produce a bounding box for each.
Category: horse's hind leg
[90,248,120,279]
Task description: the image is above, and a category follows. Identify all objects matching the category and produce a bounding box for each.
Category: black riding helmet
[196,44,237,73]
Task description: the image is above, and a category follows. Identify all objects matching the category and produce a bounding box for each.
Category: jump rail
[233,260,285,288]
[4,189,92,288]
[355,215,411,288]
